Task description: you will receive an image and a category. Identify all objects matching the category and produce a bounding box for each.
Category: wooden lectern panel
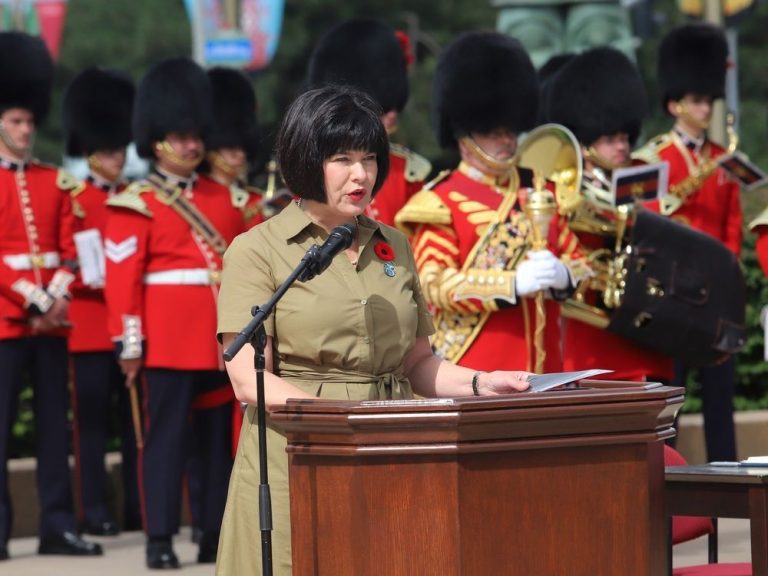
[271,382,682,575]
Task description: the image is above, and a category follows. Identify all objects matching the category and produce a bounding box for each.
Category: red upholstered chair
[665,445,716,547]
[665,445,752,576]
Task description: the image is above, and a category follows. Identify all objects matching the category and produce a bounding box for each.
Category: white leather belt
[143,268,221,285]
[2,252,60,270]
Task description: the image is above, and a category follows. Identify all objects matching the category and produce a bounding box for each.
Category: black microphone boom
[298,222,356,282]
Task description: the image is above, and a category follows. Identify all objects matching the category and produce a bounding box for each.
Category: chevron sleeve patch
[105,236,138,263]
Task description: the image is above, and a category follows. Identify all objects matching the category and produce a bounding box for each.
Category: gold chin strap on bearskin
[208,151,244,181]
[460,135,518,176]
[674,102,710,132]
[155,140,203,171]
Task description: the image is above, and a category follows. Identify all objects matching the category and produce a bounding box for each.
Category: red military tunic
[0,160,78,339]
[396,161,587,372]
[69,177,124,352]
[365,143,430,227]
[104,172,250,370]
[636,130,742,256]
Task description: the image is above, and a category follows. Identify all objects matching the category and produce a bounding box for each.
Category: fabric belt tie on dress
[277,366,412,400]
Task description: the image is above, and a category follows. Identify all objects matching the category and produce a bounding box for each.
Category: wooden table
[666,464,768,575]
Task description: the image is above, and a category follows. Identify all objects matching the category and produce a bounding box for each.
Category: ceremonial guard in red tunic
[396,32,588,373]
[0,32,102,560]
[187,65,263,540]
[635,23,742,461]
[62,66,141,537]
[199,67,264,231]
[307,17,431,226]
[543,47,674,381]
[104,58,239,569]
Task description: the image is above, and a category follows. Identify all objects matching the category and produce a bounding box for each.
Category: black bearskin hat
[546,47,647,146]
[0,32,53,123]
[62,67,135,157]
[307,18,408,113]
[133,57,213,159]
[433,31,538,149]
[658,23,727,107]
[537,53,575,125]
[207,67,260,159]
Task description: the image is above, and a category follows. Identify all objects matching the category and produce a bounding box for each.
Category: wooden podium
[270,381,683,575]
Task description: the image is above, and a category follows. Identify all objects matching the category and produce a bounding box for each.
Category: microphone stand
[223,245,322,576]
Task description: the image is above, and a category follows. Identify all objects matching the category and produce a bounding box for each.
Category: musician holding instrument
[635,23,742,462]
[396,32,589,373]
[542,47,674,382]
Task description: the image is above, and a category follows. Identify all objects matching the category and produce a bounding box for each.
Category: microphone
[298,222,356,282]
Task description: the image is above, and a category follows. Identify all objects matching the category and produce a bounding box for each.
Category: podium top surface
[269,382,684,455]
[272,380,683,415]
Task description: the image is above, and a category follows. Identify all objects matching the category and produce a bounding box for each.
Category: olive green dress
[215,202,435,575]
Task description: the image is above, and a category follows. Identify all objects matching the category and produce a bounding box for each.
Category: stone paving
[2,519,752,575]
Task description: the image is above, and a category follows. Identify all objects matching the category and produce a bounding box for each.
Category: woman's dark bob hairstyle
[276,84,390,202]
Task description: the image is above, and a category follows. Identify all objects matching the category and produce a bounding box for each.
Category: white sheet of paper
[527,369,613,393]
[74,228,106,288]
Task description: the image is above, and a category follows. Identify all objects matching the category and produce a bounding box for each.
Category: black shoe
[197,530,219,564]
[81,519,120,536]
[0,545,8,561]
[146,541,180,570]
[38,531,103,556]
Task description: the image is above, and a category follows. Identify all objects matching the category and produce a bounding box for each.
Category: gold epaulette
[394,187,452,237]
[106,182,154,218]
[241,186,264,222]
[390,142,432,183]
[56,169,85,195]
[749,207,768,231]
[632,133,673,165]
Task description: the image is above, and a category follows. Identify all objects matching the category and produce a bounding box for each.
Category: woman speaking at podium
[214,85,532,575]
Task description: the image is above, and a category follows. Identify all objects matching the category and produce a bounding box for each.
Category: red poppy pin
[374,241,397,277]
[374,241,395,261]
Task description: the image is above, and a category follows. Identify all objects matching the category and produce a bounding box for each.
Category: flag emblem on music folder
[718,151,768,190]
[611,162,669,207]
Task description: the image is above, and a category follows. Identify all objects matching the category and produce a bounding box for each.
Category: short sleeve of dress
[217,229,277,339]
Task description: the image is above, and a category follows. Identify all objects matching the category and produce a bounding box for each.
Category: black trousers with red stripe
[140,368,232,538]
[0,336,77,544]
[71,351,141,529]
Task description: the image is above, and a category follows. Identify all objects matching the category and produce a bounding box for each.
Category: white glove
[515,250,570,297]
